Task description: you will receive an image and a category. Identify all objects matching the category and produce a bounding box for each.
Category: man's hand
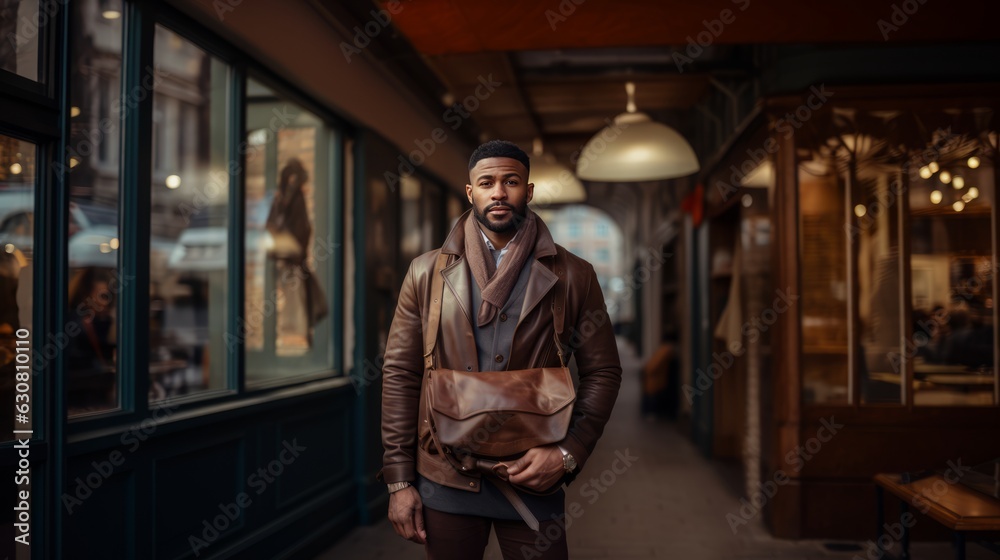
[388,486,426,544]
[506,444,565,491]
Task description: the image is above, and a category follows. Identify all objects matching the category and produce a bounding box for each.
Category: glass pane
[66,0,123,416]
[0,0,41,81]
[799,152,849,404]
[399,175,422,265]
[857,167,902,404]
[149,25,229,400]
[244,78,333,383]
[909,137,995,406]
[0,135,36,441]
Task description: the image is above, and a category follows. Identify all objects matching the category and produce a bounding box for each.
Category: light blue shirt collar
[479,228,508,267]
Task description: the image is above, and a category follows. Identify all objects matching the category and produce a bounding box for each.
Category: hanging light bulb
[953,200,965,212]
[968,187,979,199]
[952,175,965,189]
[854,204,867,217]
[928,162,940,173]
[968,156,980,169]
[962,193,973,203]
[939,170,952,184]
[919,166,932,179]
[625,82,637,113]
[9,163,22,175]
[930,190,943,204]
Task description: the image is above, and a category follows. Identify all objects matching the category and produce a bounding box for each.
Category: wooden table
[875,472,1000,559]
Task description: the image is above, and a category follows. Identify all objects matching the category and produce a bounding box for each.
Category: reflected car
[0,193,174,269]
[167,199,273,272]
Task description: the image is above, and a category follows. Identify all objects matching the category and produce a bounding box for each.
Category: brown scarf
[464,209,538,327]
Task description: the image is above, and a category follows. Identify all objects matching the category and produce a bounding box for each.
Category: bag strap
[423,252,449,371]
[550,247,567,368]
[423,249,568,370]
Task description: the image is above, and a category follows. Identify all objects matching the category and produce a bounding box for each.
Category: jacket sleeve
[560,265,622,480]
[380,260,425,484]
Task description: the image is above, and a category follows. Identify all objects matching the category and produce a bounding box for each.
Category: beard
[472,200,528,233]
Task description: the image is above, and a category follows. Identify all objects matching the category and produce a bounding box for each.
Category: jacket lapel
[441,256,473,328]
[517,260,558,326]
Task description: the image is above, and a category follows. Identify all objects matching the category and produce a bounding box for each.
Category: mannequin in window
[265,158,328,351]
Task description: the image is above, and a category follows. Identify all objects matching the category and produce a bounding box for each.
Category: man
[381,140,622,559]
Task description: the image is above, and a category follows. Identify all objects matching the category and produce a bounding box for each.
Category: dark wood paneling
[153,437,247,560]
[275,400,352,509]
[64,467,135,559]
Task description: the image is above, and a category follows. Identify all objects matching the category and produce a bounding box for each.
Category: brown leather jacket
[380,212,622,492]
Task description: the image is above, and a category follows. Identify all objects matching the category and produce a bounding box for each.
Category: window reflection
[909,141,995,406]
[149,25,229,401]
[0,0,40,81]
[0,135,35,439]
[798,154,849,404]
[799,106,998,406]
[244,78,333,383]
[66,0,123,416]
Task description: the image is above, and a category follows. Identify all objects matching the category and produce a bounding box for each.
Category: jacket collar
[441,209,558,259]
[440,209,559,328]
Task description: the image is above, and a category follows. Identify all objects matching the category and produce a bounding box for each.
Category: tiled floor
[316,340,995,559]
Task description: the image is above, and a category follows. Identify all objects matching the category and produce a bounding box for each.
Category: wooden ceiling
[374,0,1000,168]
[381,0,1000,54]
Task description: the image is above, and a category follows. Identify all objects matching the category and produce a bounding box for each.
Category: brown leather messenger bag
[420,251,576,531]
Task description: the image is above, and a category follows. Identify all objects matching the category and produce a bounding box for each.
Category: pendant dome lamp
[576,82,700,182]
[529,138,587,208]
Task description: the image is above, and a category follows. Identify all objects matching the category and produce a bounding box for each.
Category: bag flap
[429,367,575,421]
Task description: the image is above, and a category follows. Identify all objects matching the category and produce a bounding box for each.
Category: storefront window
[0,135,35,440]
[149,25,230,400]
[857,169,903,404]
[799,105,998,406]
[908,133,995,406]
[66,0,123,416]
[799,151,849,404]
[244,78,333,383]
[0,0,41,82]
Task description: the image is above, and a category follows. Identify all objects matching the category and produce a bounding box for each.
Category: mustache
[485,202,514,212]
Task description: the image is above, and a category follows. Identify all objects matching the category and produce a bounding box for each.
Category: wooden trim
[993,144,1000,406]
[846,158,861,406]
[763,83,1000,112]
[773,124,801,427]
[803,404,1000,426]
[899,169,914,408]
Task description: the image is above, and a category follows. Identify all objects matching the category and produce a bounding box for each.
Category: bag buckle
[491,462,510,481]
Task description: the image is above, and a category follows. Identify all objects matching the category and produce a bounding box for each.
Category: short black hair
[468,140,530,176]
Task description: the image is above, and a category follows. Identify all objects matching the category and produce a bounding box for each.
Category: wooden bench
[874,472,1000,559]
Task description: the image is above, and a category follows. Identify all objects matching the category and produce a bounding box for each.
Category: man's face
[466,157,533,234]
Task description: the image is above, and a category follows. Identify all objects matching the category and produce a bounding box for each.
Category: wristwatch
[558,445,578,473]
[387,481,411,494]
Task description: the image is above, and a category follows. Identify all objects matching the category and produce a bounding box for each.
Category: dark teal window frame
[62,1,350,437]
[0,3,68,557]
[0,1,352,556]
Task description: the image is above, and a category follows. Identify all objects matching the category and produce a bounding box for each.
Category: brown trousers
[424,507,569,560]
